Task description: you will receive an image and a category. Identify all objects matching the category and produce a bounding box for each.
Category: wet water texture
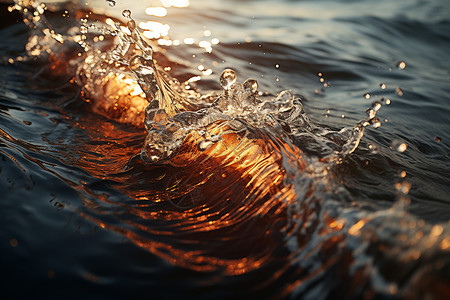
[1,0,450,299]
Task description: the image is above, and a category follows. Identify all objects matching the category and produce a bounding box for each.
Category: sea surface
[1,0,450,299]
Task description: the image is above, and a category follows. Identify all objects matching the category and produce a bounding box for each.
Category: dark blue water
[1,0,450,299]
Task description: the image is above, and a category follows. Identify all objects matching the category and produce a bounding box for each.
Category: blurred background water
[1,0,450,299]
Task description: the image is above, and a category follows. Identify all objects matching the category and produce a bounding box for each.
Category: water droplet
[107,0,116,7]
[395,180,411,194]
[275,64,280,69]
[122,9,132,19]
[366,108,376,119]
[366,102,381,119]
[219,69,237,90]
[80,25,88,34]
[434,136,441,142]
[371,101,381,112]
[396,61,406,69]
[243,78,258,94]
[369,117,381,128]
[364,93,371,99]
[393,141,408,152]
[368,143,379,154]
[380,83,386,89]
[396,87,404,96]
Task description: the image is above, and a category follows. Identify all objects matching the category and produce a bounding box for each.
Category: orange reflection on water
[348,219,365,236]
[83,72,147,127]
[68,85,308,275]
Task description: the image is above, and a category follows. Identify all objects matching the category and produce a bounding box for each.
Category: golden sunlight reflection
[139,21,170,39]
[139,0,219,55]
[160,0,190,8]
[145,7,168,17]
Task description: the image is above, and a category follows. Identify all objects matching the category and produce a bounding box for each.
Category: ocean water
[1,0,450,299]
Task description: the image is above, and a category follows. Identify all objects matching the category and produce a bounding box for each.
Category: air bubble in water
[220,69,237,90]
[122,10,132,19]
[243,78,258,94]
[107,0,116,7]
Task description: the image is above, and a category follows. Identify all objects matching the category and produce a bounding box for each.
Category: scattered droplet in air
[396,87,404,96]
[364,93,371,99]
[372,101,382,111]
[219,69,237,90]
[396,61,406,69]
[366,103,381,119]
[107,0,116,7]
[392,141,408,152]
[275,64,280,69]
[122,10,132,19]
[369,117,381,128]
[366,108,376,119]
[368,143,379,154]
[434,136,441,142]
[243,78,258,94]
[379,83,386,89]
